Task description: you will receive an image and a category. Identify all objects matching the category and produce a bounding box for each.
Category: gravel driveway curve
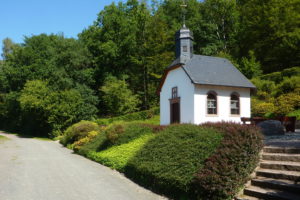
[0,132,166,200]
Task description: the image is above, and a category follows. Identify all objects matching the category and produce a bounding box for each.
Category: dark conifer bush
[125,124,223,198]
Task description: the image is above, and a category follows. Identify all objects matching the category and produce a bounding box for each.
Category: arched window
[207,91,217,115]
[230,93,240,115]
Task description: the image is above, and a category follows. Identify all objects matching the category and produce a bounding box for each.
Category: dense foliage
[251,67,300,119]
[0,0,299,136]
[95,107,159,125]
[87,134,154,171]
[63,115,262,199]
[193,123,263,200]
[60,120,100,146]
[77,121,158,156]
[0,35,98,137]
[125,124,223,198]
[100,75,140,116]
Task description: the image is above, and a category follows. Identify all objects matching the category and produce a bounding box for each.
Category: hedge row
[124,124,223,199]
[95,107,159,125]
[63,121,263,200]
[193,123,263,199]
[77,122,157,156]
[86,134,155,171]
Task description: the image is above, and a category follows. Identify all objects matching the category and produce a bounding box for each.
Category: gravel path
[0,132,166,200]
[264,129,300,148]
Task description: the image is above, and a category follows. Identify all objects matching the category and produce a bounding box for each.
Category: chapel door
[170,87,180,124]
[171,102,180,124]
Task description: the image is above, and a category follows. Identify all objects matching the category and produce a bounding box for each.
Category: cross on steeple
[180,0,187,27]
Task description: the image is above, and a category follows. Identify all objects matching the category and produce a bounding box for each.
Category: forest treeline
[0,0,299,137]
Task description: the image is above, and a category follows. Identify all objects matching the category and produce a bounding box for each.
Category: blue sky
[0,0,120,56]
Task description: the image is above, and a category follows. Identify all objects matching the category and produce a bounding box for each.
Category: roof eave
[156,63,183,95]
[193,82,256,90]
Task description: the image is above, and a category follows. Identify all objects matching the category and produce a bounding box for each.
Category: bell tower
[175,25,194,64]
[175,0,193,64]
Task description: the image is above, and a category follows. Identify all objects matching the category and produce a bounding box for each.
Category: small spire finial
[180,0,187,28]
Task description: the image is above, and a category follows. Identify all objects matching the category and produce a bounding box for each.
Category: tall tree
[201,0,239,55]
[100,75,140,116]
[238,0,300,72]
[80,0,173,109]
[1,38,18,60]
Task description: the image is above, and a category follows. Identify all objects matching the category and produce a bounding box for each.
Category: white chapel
[158,25,256,125]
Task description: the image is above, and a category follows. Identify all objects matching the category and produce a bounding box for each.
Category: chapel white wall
[160,67,194,125]
[194,85,251,124]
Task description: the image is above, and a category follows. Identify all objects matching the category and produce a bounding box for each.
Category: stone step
[251,177,300,194]
[244,186,300,200]
[256,168,300,181]
[260,160,300,171]
[264,147,300,154]
[262,153,300,162]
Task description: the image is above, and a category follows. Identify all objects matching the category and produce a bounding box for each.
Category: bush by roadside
[64,120,263,200]
[77,122,155,156]
[87,134,154,171]
[60,120,100,147]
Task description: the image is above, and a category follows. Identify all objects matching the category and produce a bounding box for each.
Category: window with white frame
[230,93,240,115]
[207,92,217,115]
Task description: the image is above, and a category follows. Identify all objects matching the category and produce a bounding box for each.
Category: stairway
[238,146,300,200]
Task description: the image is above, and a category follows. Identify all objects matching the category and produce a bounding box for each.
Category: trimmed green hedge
[77,122,156,156]
[67,121,263,200]
[193,122,263,200]
[86,134,154,171]
[95,107,159,125]
[124,124,223,198]
[105,123,154,147]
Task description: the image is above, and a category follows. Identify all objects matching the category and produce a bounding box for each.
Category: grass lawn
[32,137,53,141]
[0,135,9,143]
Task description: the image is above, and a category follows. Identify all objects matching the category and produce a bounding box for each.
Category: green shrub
[73,130,100,152]
[77,131,108,156]
[251,98,276,117]
[274,93,300,116]
[77,122,157,156]
[60,120,100,146]
[100,75,140,116]
[105,123,154,147]
[125,124,223,198]
[193,122,263,200]
[260,71,282,83]
[19,80,98,138]
[288,109,300,120]
[86,134,154,171]
[251,78,276,98]
[281,67,300,78]
[95,107,159,125]
[275,76,300,96]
